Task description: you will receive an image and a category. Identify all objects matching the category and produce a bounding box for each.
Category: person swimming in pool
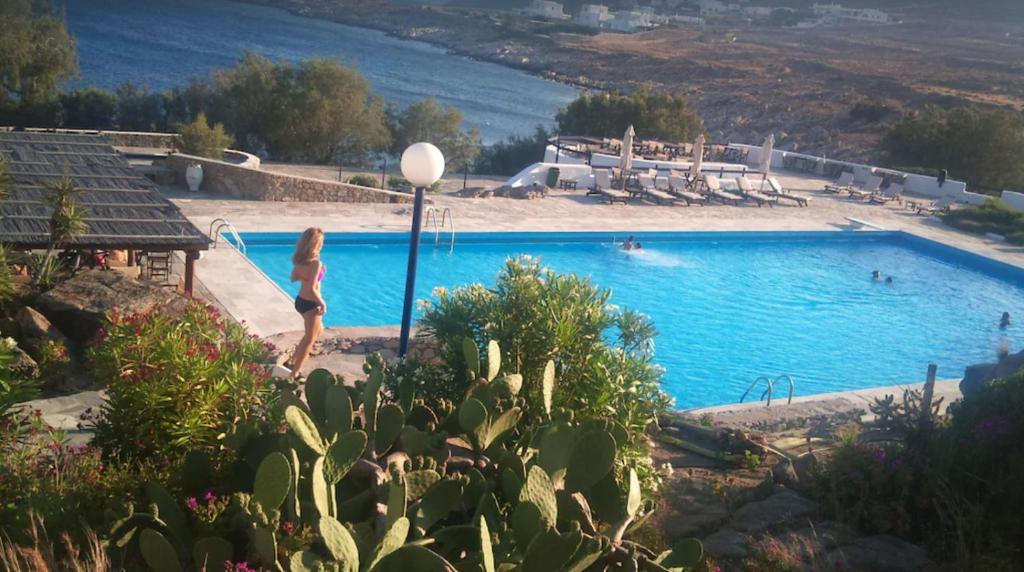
[1000,312,1011,329]
[622,236,635,251]
[634,242,643,250]
[284,227,327,378]
[872,270,881,280]
[885,276,894,285]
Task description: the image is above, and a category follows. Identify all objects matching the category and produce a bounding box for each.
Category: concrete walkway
[687,379,962,429]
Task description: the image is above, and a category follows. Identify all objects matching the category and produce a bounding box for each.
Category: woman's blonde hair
[292,227,324,266]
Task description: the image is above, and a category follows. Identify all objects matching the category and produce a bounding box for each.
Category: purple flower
[203,489,215,504]
[186,497,199,511]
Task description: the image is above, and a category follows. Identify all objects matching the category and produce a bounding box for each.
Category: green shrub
[0,411,164,547]
[0,336,38,423]
[107,347,704,572]
[176,113,234,159]
[814,369,1024,568]
[416,257,673,494]
[942,198,1024,245]
[474,125,550,176]
[36,339,70,392]
[556,89,704,142]
[346,174,379,188]
[87,303,275,463]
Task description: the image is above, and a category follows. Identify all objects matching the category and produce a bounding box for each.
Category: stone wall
[166,153,420,204]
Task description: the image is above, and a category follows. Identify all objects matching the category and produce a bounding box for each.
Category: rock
[828,535,932,572]
[729,489,818,533]
[774,520,857,562]
[772,457,799,488]
[5,341,40,379]
[15,306,68,358]
[961,349,1024,396]
[35,270,190,344]
[702,529,750,559]
[791,452,818,483]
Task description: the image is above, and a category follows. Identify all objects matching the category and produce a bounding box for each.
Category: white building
[609,10,649,32]
[575,3,612,28]
[526,0,569,21]
[812,3,890,23]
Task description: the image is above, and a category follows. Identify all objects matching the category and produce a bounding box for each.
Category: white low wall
[1001,190,1024,211]
[732,143,973,202]
[506,161,594,188]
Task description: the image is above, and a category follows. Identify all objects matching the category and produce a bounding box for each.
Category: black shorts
[294,295,319,315]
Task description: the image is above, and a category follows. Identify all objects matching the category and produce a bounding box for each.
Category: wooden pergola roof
[0,131,209,251]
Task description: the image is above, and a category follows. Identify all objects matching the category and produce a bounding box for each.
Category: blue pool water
[239,232,1024,408]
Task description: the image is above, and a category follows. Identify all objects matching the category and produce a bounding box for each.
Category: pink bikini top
[317,263,326,283]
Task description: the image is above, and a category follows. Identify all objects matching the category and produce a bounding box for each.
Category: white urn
[185,162,204,192]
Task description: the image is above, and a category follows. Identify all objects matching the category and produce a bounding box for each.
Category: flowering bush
[36,339,71,392]
[0,410,163,546]
[417,257,674,496]
[88,303,276,463]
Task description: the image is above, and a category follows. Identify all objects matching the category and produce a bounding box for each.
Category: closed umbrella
[759,133,774,189]
[619,124,635,189]
[689,133,705,188]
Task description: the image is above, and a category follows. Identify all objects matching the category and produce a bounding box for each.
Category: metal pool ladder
[424,207,456,253]
[740,374,795,407]
[209,218,246,254]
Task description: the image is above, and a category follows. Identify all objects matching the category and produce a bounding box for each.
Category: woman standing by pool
[286,227,327,378]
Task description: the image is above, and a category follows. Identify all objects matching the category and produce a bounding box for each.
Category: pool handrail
[209,217,246,254]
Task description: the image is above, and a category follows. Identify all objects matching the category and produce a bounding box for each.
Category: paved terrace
[171,169,1024,339]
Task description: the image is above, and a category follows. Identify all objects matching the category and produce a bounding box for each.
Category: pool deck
[171,170,1024,337]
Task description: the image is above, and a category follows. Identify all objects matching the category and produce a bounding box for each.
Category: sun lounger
[703,175,743,206]
[638,174,679,205]
[587,169,630,204]
[766,177,809,207]
[824,172,854,194]
[735,177,777,208]
[869,183,903,205]
[668,175,706,206]
[915,196,954,216]
[848,176,883,200]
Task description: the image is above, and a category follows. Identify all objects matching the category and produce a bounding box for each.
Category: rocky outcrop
[35,270,189,344]
[728,488,819,534]
[960,349,1024,396]
[493,184,549,200]
[6,341,39,379]
[15,306,67,358]
[828,535,932,572]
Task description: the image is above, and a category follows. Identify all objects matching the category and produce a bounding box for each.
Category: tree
[883,105,1024,191]
[0,0,77,109]
[390,98,481,172]
[59,87,117,129]
[176,113,233,159]
[210,53,390,163]
[114,83,169,132]
[475,125,551,176]
[556,89,704,142]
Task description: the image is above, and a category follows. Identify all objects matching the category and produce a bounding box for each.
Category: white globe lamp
[398,142,445,358]
[401,142,445,188]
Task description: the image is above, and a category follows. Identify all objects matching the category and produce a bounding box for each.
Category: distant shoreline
[230,0,598,93]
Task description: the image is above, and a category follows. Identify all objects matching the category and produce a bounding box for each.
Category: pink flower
[186,497,199,511]
[203,489,215,503]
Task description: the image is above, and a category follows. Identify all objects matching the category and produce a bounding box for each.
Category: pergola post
[184,250,198,297]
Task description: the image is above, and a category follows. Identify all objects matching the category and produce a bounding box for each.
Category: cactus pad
[510,501,544,549]
[483,407,521,451]
[405,469,442,501]
[462,337,480,379]
[565,430,616,493]
[522,528,582,572]
[519,466,557,527]
[659,538,704,568]
[458,398,488,437]
[192,536,232,571]
[289,550,328,572]
[375,404,405,455]
[414,478,464,533]
[253,452,291,513]
[250,526,278,568]
[325,430,367,484]
[312,456,333,518]
[486,340,501,381]
[286,405,326,455]
[479,515,495,572]
[625,468,641,518]
[324,385,353,438]
[304,368,335,423]
[144,482,189,547]
[497,373,523,396]
[138,528,182,572]
[319,516,359,572]
[542,360,555,416]
[371,545,457,572]
[368,516,410,570]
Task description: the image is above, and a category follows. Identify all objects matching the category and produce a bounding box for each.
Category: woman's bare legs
[289,310,323,377]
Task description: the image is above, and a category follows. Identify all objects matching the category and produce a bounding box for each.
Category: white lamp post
[398,142,445,357]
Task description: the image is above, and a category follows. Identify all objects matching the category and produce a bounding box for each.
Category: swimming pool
[238,231,1024,408]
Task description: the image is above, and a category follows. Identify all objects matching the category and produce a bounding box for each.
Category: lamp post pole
[396,142,444,358]
[398,185,425,358]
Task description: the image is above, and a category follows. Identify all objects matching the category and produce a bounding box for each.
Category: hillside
[243,0,1024,162]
